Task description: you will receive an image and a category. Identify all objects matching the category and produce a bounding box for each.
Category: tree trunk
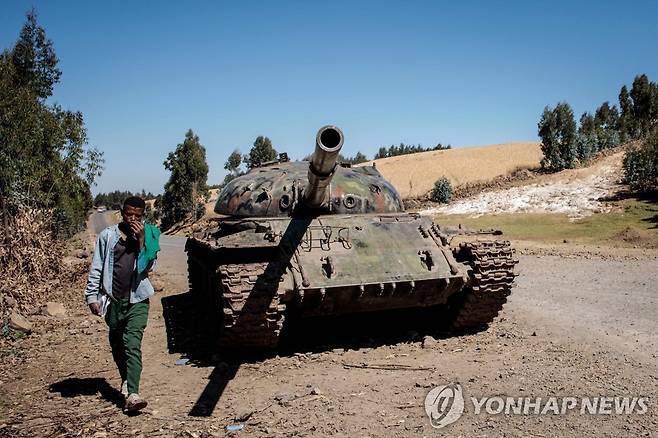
[0,192,12,263]
[192,182,197,221]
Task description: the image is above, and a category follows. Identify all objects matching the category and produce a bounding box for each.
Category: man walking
[84,196,160,413]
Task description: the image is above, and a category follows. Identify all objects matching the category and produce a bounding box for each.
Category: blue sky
[2,1,657,195]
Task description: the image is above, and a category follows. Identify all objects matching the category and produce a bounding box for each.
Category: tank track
[449,240,518,330]
[217,263,286,349]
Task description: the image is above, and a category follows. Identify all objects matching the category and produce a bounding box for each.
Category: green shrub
[623,132,658,192]
[431,177,453,203]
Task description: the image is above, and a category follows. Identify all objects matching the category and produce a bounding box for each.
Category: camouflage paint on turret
[215,161,404,217]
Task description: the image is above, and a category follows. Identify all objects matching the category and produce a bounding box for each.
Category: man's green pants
[105,298,149,395]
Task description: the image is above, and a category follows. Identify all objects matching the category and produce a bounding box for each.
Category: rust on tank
[186,125,519,350]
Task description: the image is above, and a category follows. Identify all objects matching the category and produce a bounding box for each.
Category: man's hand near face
[121,204,146,249]
[129,220,145,248]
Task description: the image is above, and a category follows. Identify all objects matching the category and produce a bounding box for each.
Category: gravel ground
[1,217,657,437]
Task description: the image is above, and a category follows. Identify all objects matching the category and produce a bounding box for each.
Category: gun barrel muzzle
[304,125,344,208]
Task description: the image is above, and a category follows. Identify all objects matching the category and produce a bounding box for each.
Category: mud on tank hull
[185,212,517,349]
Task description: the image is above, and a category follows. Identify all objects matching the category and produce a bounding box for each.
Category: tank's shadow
[161,291,219,363]
[161,289,475,417]
[277,305,463,354]
[162,290,466,362]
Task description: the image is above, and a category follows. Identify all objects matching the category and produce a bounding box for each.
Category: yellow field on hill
[363,142,542,198]
[204,188,221,216]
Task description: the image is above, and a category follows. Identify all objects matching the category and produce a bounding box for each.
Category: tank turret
[214,125,404,217]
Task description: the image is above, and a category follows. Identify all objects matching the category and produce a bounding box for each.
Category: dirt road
[1,215,656,436]
[90,211,118,234]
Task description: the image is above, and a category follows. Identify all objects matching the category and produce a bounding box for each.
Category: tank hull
[186,212,517,349]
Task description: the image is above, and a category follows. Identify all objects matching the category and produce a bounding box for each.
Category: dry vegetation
[0,210,88,318]
[361,142,542,198]
[204,188,220,216]
[0,211,61,316]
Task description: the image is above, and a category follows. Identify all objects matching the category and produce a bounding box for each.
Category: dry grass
[204,188,220,216]
[362,142,542,198]
[0,210,87,317]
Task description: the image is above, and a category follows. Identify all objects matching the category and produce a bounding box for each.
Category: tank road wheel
[448,240,518,331]
[217,263,287,349]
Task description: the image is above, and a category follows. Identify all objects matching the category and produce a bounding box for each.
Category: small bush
[431,177,453,203]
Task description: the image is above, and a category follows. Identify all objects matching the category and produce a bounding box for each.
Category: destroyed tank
[186,125,517,349]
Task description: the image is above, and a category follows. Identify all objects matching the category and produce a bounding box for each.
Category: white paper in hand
[98,294,110,317]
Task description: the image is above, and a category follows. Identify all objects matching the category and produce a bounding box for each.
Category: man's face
[121,205,144,225]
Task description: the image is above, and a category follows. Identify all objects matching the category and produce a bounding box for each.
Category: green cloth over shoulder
[137,223,160,273]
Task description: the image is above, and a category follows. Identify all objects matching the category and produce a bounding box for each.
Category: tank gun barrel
[303,125,344,208]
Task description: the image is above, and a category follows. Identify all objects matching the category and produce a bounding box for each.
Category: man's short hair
[123,196,146,210]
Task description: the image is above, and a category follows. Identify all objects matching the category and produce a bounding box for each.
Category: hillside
[423,150,625,218]
[361,142,542,198]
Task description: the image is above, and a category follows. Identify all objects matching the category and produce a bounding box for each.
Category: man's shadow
[49,377,124,408]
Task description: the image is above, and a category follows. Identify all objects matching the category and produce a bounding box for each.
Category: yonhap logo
[424,383,465,429]
[424,383,649,429]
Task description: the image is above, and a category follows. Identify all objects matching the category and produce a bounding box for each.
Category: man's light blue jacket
[84,224,156,305]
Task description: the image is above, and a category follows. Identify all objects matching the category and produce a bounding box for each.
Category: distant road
[90,210,118,234]
[156,235,188,290]
[88,211,188,285]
